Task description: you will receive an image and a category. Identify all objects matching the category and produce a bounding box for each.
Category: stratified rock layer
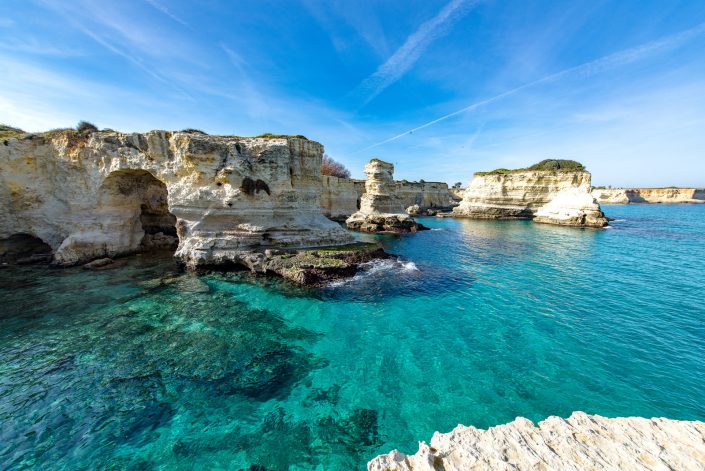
[0,130,353,268]
[592,187,705,204]
[368,412,705,471]
[320,175,360,221]
[347,159,424,233]
[395,181,454,211]
[320,178,453,221]
[453,171,608,227]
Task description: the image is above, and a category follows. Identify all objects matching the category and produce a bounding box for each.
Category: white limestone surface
[369,412,705,471]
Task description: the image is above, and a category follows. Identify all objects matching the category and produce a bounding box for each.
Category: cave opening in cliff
[0,233,53,264]
[99,170,178,255]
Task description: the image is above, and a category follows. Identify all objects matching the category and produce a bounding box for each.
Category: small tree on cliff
[321,154,351,179]
[76,120,98,134]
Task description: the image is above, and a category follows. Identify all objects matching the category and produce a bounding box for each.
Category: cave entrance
[0,233,53,264]
[100,170,178,254]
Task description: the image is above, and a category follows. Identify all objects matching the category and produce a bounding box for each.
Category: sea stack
[346,159,425,233]
[452,159,608,228]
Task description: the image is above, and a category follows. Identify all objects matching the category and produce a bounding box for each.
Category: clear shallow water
[1,204,704,470]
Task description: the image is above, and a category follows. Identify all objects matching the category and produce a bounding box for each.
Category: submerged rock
[368,411,705,471]
[83,257,128,270]
[347,160,426,233]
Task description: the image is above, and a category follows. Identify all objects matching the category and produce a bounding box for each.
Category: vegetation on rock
[321,154,351,178]
[475,159,586,175]
[255,133,308,140]
[0,125,25,141]
[76,121,98,135]
[180,128,207,134]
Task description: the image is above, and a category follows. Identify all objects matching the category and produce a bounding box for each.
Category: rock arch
[97,169,178,254]
[0,233,52,264]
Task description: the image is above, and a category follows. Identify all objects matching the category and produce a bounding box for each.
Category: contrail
[353,21,705,154]
[349,0,481,107]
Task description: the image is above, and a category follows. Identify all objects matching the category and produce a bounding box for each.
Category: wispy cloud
[354,20,705,153]
[0,37,84,56]
[348,0,481,106]
[144,0,192,29]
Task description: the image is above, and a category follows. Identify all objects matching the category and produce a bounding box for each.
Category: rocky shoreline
[592,187,705,204]
[368,411,705,470]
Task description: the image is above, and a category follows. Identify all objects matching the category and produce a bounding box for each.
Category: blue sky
[2,0,705,186]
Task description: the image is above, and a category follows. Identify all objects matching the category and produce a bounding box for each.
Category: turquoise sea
[1,204,704,470]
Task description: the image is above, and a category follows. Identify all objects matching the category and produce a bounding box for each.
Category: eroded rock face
[592,187,705,204]
[396,181,454,211]
[534,187,609,228]
[0,130,353,268]
[368,412,705,471]
[320,177,453,221]
[452,171,608,227]
[346,160,425,233]
[320,175,360,221]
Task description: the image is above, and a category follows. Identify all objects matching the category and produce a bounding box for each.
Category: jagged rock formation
[368,412,705,471]
[0,129,356,275]
[320,175,361,221]
[592,187,705,204]
[320,177,453,220]
[452,164,608,228]
[449,187,465,202]
[346,159,425,233]
[534,187,610,227]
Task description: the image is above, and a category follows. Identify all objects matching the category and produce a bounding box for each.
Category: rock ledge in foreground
[194,242,391,287]
[368,411,705,471]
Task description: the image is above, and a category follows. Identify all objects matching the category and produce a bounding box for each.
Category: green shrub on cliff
[180,128,208,134]
[0,125,25,140]
[528,159,585,171]
[475,159,586,176]
[76,121,98,134]
[255,133,308,140]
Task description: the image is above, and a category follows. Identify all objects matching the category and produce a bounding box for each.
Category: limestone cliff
[320,177,452,221]
[319,175,360,221]
[453,165,607,228]
[593,187,705,204]
[346,159,424,233]
[0,129,354,269]
[368,411,705,471]
[395,181,453,211]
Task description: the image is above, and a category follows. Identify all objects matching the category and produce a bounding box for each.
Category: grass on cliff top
[475,159,586,176]
[1,124,309,141]
[0,124,26,140]
[253,133,308,140]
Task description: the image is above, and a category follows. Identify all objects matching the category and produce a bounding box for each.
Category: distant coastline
[592,187,705,204]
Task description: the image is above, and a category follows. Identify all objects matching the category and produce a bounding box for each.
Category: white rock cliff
[592,187,705,204]
[453,170,608,227]
[0,129,353,267]
[368,411,705,471]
